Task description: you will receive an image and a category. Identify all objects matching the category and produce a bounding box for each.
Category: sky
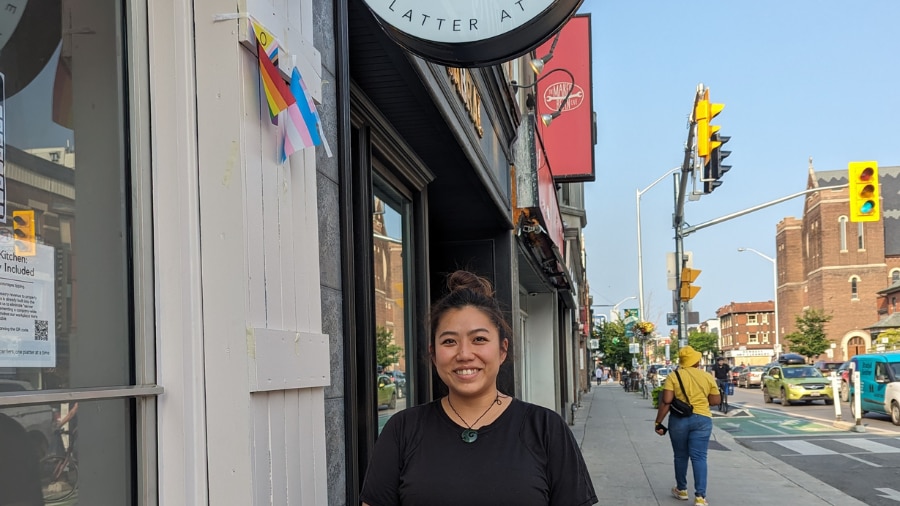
[577,1,900,331]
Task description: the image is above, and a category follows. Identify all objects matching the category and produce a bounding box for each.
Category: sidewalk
[570,383,868,505]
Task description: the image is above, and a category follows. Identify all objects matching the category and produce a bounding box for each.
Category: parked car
[837,360,852,402]
[730,365,747,385]
[813,360,844,378]
[761,365,834,406]
[778,353,807,365]
[376,374,397,410]
[655,367,671,387]
[389,370,407,398]
[737,365,766,388]
[847,352,900,425]
[0,379,56,458]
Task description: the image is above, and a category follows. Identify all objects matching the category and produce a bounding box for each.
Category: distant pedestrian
[595,366,603,385]
[653,346,720,506]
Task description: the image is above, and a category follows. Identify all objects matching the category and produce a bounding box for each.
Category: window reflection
[373,192,409,431]
[0,1,132,389]
[0,2,136,503]
[0,397,133,504]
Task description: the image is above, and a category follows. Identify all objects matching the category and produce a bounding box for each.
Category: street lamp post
[636,167,680,328]
[738,247,780,356]
[612,296,637,321]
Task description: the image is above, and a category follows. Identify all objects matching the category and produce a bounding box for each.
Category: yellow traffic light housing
[695,89,724,159]
[695,98,711,158]
[848,161,880,222]
[680,267,701,301]
[12,210,36,256]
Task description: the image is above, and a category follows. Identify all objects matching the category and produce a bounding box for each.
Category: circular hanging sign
[361,0,584,67]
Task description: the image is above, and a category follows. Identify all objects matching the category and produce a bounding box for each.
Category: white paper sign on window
[0,240,56,367]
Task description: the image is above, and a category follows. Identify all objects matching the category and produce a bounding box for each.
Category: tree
[687,330,719,359]
[784,308,832,360]
[873,328,900,352]
[594,320,632,370]
[375,326,403,370]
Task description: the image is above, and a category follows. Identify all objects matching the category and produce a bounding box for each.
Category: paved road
[738,433,900,505]
[721,384,900,504]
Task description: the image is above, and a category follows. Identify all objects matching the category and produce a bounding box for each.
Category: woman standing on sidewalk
[653,346,720,506]
[360,270,597,506]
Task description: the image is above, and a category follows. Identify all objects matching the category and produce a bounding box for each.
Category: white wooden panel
[268,391,288,505]
[297,388,328,504]
[291,148,322,332]
[248,328,330,391]
[242,49,267,326]
[277,163,297,331]
[251,394,270,506]
[147,0,211,504]
[193,0,255,504]
[283,390,302,502]
[262,124,285,328]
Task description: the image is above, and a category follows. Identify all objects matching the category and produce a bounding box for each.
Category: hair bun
[446,270,494,298]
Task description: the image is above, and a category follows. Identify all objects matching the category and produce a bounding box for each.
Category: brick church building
[776,160,900,361]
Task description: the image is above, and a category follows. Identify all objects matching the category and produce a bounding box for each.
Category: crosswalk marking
[833,438,900,454]
[772,440,837,455]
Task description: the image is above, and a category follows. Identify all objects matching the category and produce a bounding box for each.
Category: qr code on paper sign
[34,319,48,341]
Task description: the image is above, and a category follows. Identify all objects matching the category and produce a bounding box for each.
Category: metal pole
[737,247,780,357]
[674,172,688,347]
[682,185,849,237]
[636,167,680,325]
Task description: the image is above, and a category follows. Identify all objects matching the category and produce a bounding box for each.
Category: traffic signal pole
[673,86,702,347]
[674,84,856,351]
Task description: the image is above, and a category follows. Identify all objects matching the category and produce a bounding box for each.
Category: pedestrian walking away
[595,365,603,386]
[653,346,720,506]
[360,270,598,506]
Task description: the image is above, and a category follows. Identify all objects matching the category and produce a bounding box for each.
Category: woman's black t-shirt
[360,398,597,506]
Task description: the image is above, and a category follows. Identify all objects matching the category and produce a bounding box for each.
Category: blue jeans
[668,413,712,498]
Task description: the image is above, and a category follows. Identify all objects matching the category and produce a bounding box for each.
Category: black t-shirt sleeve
[539,409,598,506]
[360,414,404,506]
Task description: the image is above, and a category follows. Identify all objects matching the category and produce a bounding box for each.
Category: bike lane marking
[713,407,840,437]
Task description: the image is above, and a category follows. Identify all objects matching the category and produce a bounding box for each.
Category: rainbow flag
[257,38,293,123]
[250,19,322,160]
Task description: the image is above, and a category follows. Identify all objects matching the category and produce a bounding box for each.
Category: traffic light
[12,210,36,256]
[703,132,732,194]
[695,89,724,159]
[680,267,701,301]
[695,97,711,158]
[848,161,880,222]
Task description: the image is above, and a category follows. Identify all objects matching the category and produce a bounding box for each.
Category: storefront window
[0,2,139,503]
[372,182,411,432]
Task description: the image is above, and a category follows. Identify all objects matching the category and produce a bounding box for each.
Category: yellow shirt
[663,366,719,418]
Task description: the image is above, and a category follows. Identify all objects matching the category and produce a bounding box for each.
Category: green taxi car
[762,365,834,406]
[376,374,398,410]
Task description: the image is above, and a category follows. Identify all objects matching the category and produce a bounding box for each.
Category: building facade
[775,163,900,362]
[716,302,776,365]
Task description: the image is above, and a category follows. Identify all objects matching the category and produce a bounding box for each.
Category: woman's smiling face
[432,306,508,399]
